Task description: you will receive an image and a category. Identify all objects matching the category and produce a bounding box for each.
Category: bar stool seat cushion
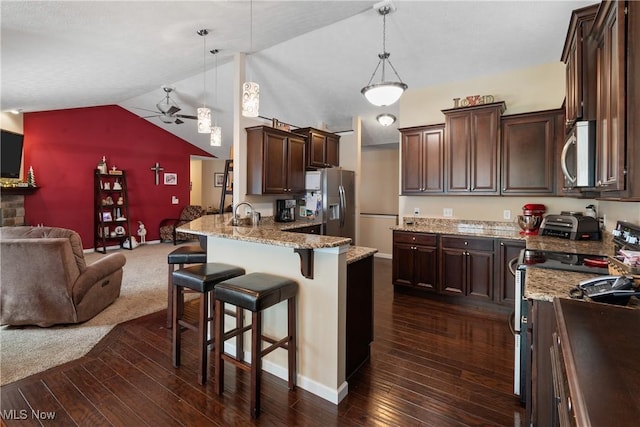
[167,245,207,265]
[215,273,298,312]
[173,263,245,293]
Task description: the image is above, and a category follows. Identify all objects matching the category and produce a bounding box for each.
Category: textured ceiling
[1,1,595,156]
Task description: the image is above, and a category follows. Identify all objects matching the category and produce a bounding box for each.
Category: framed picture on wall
[164,173,177,185]
[100,212,112,222]
[214,172,224,187]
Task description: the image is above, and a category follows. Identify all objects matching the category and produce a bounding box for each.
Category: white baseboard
[85,239,161,254]
[374,252,392,259]
[223,341,348,404]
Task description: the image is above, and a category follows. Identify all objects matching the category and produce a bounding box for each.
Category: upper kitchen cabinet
[501,109,563,195]
[246,126,306,195]
[561,4,599,130]
[400,124,445,194]
[292,127,340,169]
[443,102,505,194]
[592,0,627,193]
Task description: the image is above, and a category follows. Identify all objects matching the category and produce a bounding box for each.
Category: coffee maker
[275,199,296,222]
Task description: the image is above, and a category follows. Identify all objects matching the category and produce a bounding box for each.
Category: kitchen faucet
[232,202,254,226]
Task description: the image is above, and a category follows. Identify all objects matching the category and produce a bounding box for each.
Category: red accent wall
[23,105,213,247]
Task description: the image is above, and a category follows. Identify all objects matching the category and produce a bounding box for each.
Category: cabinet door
[423,126,445,193]
[325,135,339,167]
[308,132,326,169]
[401,125,444,194]
[440,248,465,295]
[287,135,306,193]
[594,2,626,192]
[471,107,500,193]
[415,245,438,291]
[392,242,416,287]
[497,239,525,306]
[466,250,494,301]
[446,113,471,192]
[501,111,558,195]
[263,131,289,193]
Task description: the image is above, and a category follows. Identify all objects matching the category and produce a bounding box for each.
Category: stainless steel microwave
[561,120,596,188]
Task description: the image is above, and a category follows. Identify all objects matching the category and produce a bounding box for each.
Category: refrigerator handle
[338,185,346,228]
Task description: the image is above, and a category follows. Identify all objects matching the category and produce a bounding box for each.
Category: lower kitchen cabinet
[440,236,495,302]
[392,231,438,291]
[346,254,374,380]
[497,239,526,307]
[392,231,510,305]
[526,299,556,427]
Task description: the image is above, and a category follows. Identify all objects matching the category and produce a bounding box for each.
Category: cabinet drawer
[393,231,437,246]
[441,235,494,251]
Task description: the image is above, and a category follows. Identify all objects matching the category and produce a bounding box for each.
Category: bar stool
[213,272,298,418]
[172,263,245,385]
[167,245,207,328]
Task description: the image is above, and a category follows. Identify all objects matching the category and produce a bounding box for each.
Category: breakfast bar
[177,214,376,404]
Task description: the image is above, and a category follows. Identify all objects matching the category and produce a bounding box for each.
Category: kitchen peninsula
[177,214,376,404]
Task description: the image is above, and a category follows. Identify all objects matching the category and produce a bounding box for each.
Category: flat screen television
[1,129,24,179]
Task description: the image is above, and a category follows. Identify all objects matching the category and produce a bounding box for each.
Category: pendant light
[361,4,407,107]
[376,113,396,126]
[210,49,222,147]
[197,29,212,133]
[242,0,259,117]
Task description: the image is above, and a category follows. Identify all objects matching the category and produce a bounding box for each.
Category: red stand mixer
[518,204,546,235]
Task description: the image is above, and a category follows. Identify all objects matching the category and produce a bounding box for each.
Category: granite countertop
[178,213,351,249]
[395,217,640,307]
[346,246,377,264]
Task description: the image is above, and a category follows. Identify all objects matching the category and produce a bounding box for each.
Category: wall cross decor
[150,162,164,185]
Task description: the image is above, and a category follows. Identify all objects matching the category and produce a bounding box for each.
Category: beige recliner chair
[0,226,126,327]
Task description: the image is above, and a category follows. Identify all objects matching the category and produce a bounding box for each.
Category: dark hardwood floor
[1,259,524,426]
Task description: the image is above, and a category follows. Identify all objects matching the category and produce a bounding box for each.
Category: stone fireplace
[1,194,26,226]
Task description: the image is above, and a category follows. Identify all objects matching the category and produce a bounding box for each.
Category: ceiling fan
[138,86,196,125]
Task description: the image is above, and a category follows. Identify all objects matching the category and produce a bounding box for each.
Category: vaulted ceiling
[1,1,595,157]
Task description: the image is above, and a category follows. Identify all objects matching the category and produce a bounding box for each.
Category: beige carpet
[0,242,187,386]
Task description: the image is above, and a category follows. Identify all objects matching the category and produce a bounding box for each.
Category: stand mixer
[518,204,546,235]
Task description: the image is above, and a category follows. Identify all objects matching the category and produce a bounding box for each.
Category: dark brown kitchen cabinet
[561,4,598,129]
[526,299,556,427]
[496,239,525,307]
[246,125,306,195]
[392,231,438,292]
[500,109,562,195]
[592,0,626,193]
[439,236,495,301]
[400,124,444,194]
[292,127,340,169]
[442,102,505,194]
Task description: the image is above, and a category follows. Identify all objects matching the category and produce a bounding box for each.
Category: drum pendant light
[361,4,407,107]
[242,0,259,117]
[197,29,212,133]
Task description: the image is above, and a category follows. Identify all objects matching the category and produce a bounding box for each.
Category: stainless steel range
[512,248,608,403]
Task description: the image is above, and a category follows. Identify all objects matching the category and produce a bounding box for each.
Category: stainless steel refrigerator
[306,168,355,242]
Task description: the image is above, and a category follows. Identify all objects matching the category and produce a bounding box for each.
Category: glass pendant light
[242,0,259,117]
[210,49,222,146]
[361,5,407,107]
[197,29,212,133]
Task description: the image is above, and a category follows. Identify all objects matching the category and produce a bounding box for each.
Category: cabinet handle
[464,241,468,246]
[500,242,504,246]
[412,237,416,241]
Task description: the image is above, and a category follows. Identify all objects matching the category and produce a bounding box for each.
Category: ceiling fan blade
[175,114,197,120]
[167,105,181,115]
[175,118,184,125]
[141,114,162,118]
